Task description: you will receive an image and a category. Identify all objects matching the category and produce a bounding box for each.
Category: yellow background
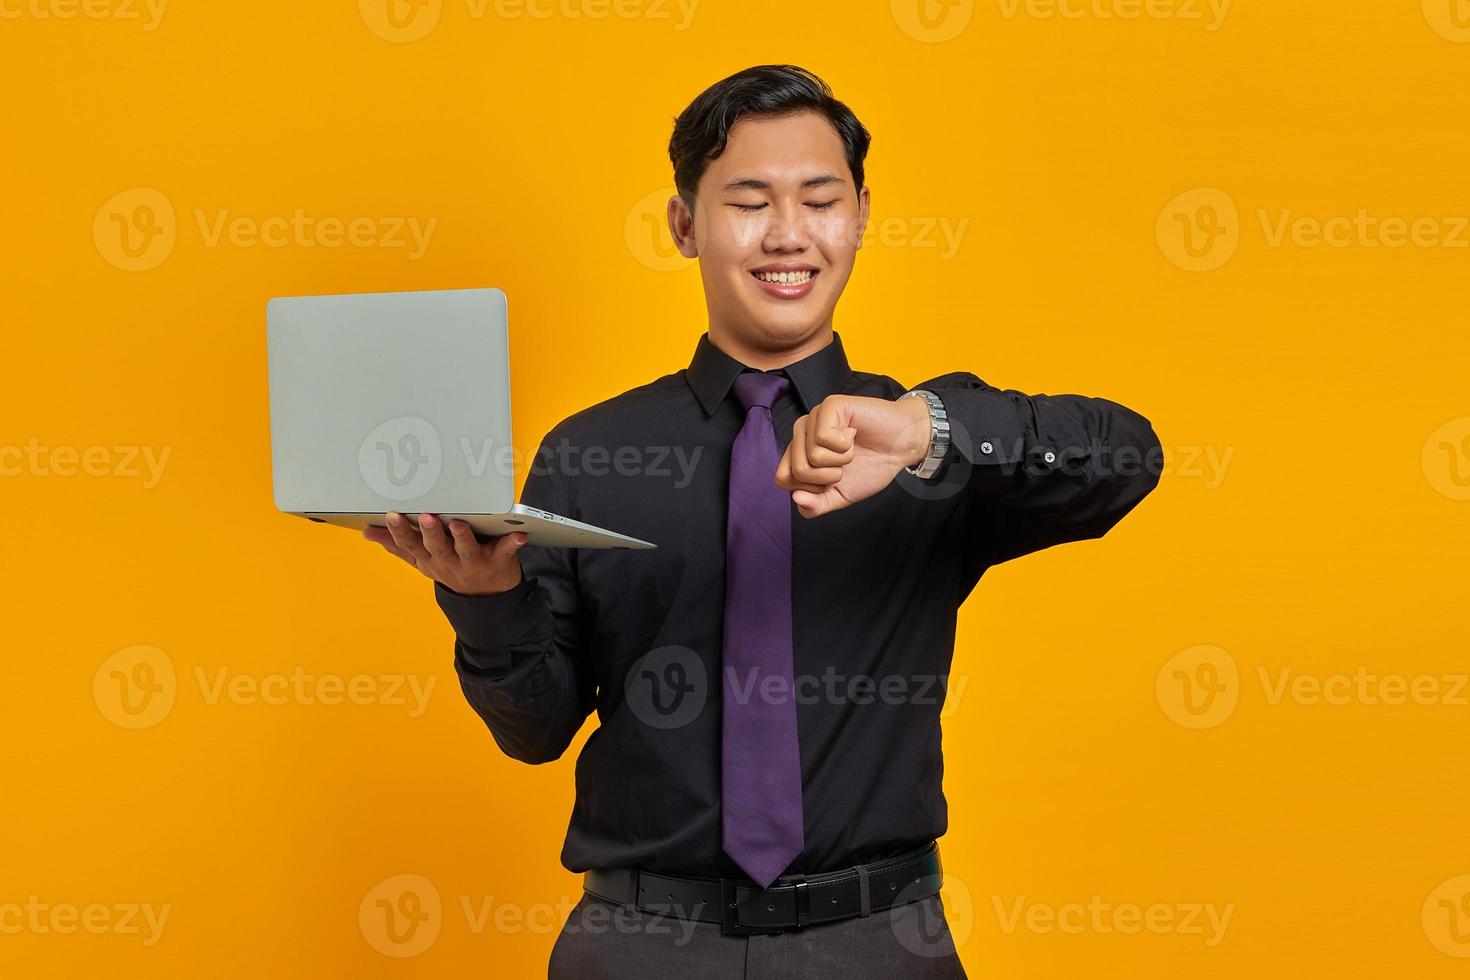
[3,0,1469,976]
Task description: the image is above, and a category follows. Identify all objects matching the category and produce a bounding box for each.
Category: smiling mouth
[751,269,817,284]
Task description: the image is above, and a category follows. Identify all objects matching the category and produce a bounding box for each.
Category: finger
[364,526,417,565]
[777,422,821,492]
[448,520,483,560]
[802,435,855,469]
[789,415,844,487]
[775,437,795,490]
[793,486,847,519]
[782,468,830,495]
[419,513,454,559]
[811,398,856,453]
[487,531,529,577]
[385,512,430,560]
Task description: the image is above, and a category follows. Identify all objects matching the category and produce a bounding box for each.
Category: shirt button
[1043,450,1056,464]
[980,441,994,455]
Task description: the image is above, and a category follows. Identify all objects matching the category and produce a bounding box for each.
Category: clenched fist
[775,393,933,518]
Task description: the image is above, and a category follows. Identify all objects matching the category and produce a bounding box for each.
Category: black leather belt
[584,841,942,936]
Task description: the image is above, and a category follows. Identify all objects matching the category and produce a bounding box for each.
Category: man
[365,65,1161,978]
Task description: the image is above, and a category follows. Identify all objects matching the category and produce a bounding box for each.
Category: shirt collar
[686,330,852,417]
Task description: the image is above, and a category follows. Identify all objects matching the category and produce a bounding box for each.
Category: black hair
[668,65,871,208]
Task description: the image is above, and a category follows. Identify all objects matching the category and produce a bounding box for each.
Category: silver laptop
[266,287,655,549]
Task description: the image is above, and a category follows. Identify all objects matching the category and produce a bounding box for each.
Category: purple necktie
[722,370,804,889]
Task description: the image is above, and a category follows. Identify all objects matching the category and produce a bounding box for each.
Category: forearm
[438,577,593,765]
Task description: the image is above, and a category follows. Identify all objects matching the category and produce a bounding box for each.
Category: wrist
[897,389,950,479]
[900,394,933,467]
[444,561,524,598]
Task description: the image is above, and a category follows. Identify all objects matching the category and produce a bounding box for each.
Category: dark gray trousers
[548,891,968,979]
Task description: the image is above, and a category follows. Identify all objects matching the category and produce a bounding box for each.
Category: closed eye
[731,203,767,213]
[808,200,839,210]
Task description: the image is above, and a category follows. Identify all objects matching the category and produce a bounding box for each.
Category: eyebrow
[723,175,847,192]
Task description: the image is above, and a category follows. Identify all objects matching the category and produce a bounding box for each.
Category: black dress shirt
[435,330,1161,878]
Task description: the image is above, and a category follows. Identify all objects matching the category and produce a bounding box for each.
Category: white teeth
[754,270,815,284]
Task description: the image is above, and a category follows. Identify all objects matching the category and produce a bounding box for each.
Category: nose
[761,200,813,253]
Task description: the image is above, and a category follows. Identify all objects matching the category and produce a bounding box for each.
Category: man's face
[669,110,870,349]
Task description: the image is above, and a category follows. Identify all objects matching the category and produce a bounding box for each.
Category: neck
[707,323,834,371]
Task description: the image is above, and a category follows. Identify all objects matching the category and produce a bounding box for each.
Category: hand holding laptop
[364,511,527,597]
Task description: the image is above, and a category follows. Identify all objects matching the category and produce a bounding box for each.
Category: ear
[667,193,699,259]
[854,184,872,250]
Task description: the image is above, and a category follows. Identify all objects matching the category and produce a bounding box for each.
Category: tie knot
[732,371,790,412]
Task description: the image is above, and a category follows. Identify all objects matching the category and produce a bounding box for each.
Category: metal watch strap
[899,389,950,480]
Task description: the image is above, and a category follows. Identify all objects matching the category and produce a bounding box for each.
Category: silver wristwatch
[898,389,950,480]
